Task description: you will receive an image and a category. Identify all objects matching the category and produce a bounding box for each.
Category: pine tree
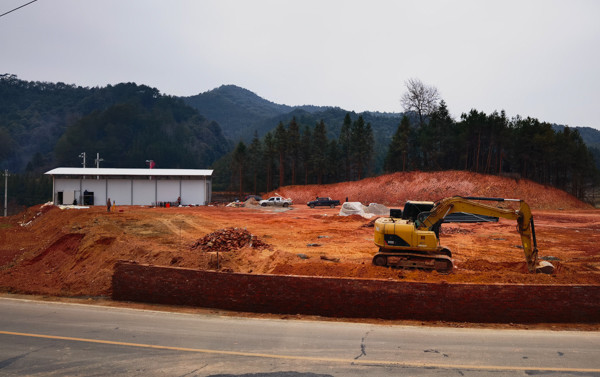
[287,118,301,185]
[274,122,287,188]
[263,132,276,192]
[247,131,262,194]
[300,125,312,185]
[385,115,411,172]
[350,115,366,180]
[312,120,328,184]
[339,113,352,180]
[231,142,247,198]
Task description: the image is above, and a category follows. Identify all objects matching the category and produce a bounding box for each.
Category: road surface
[0,297,599,376]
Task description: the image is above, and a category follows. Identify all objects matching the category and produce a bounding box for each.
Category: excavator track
[372,251,453,273]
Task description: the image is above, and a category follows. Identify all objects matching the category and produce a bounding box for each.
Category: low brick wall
[112,262,600,323]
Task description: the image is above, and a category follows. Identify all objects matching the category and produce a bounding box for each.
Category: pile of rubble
[190,227,270,252]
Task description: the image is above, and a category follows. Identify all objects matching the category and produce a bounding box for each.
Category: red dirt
[269,170,590,210]
[0,171,598,299]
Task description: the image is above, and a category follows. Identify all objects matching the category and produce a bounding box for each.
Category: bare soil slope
[270,170,590,209]
[0,171,598,298]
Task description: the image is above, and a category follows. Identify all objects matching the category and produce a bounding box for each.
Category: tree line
[219,114,374,196]
[385,101,596,199]
[221,79,597,201]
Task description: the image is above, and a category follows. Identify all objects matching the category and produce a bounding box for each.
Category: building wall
[54,178,79,204]
[107,180,132,205]
[53,177,210,206]
[131,179,154,205]
[157,180,180,203]
[83,179,107,205]
[181,179,207,205]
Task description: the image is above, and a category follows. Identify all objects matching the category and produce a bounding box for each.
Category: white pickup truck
[259,196,293,207]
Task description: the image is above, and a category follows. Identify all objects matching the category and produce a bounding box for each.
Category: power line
[0,0,38,19]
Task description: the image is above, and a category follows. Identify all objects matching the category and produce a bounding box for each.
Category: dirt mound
[266,171,590,210]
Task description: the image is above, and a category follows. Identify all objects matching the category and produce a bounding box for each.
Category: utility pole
[79,152,86,168]
[3,169,8,217]
[95,153,103,168]
[94,153,104,180]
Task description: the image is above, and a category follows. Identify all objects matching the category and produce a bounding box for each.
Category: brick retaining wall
[112,262,600,323]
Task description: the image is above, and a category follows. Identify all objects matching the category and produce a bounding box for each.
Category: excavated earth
[0,171,599,325]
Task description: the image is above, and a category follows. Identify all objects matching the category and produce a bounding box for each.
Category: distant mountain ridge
[553,125,600,149]
[183,85,408,161]
[182,85,339,141]
[183,85,600,151]
[2,74,599,175]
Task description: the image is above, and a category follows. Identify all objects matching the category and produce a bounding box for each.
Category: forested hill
[182,85,406,168]
[182,85,334,142]
[0,75,230,173]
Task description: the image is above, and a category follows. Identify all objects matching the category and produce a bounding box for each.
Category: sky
[2,0,599,129]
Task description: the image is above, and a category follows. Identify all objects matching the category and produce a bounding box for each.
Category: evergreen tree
[384,115,411,172]
[274,122,287,188]
[325,139,341,184]
[263,132,276,193]
[300,125,313,185]
[362,122,375,178]
[350,115,372,180]
[425,100,454,170]
[247,131,263,194]
[339,113,352,180]
[287,118,301,185]
[312,120,328,184]
[231,142,247,198]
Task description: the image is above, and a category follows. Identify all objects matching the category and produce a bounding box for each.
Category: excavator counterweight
[373,196,555,274]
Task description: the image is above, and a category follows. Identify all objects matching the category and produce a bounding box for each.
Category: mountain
[3,73,599,175]
[182,85,335,141]
[182,85,405,151]
[0,75,230,172]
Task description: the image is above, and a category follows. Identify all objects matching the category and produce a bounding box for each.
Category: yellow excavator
[373,196,555,274]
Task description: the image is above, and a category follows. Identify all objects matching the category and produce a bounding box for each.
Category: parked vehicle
[259,196,292,207]
[307,197,340,208]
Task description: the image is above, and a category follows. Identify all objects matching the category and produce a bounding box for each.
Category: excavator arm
[417,196,553,274]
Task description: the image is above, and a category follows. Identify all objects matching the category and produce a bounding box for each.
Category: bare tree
[400,78,441,127]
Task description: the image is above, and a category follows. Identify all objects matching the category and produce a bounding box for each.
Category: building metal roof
[45,167,213,177]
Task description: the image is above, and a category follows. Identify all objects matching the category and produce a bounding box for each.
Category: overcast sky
[2,0,599,129]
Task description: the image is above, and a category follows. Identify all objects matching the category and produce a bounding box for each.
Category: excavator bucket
[536,260,555,274]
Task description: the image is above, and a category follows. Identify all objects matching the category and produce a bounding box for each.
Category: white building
[45,167,213,206]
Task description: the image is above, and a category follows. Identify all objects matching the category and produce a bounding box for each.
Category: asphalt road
[0,297,599,376]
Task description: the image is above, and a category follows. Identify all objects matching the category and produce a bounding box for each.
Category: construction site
[1,171,599,325]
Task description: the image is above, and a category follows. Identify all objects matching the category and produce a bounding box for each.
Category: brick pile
[190,227,270,252]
